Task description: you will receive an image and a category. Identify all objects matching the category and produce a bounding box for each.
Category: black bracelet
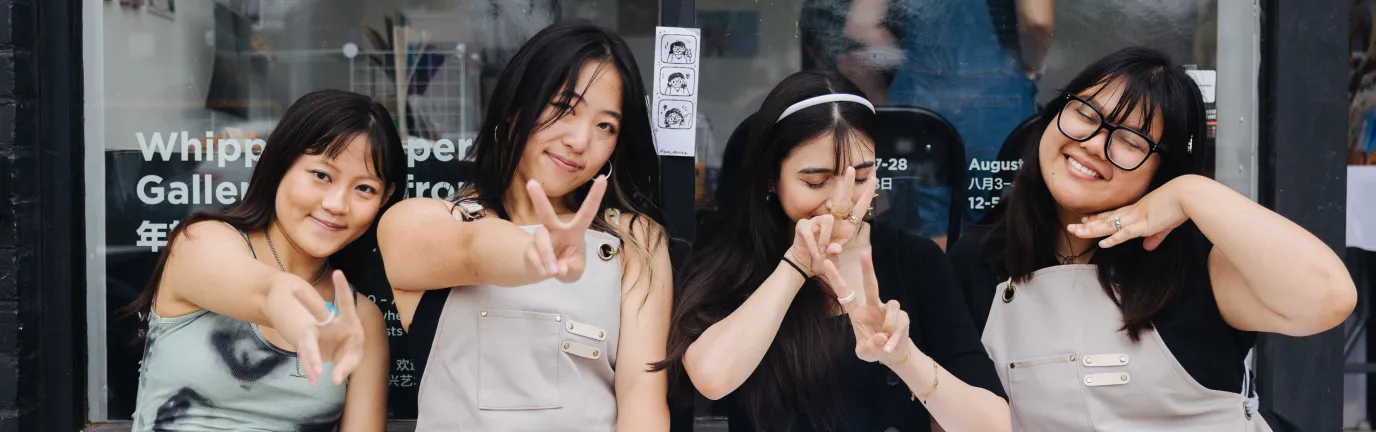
[782,257,810,279]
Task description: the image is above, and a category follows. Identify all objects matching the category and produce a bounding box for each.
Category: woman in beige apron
[948,46,1356,431]
[377,22,673,431]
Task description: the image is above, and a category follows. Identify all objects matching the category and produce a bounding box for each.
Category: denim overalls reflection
[886,0,1037,238]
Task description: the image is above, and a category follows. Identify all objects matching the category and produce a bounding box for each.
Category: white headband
[777,94,876,122]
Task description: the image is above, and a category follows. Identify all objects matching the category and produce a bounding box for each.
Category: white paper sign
[1185,70,1217,103]
[651,27,701,157]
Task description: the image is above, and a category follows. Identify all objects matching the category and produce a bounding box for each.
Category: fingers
[882,303,909,354]
[881,300,900,336]
[822,259,861,314]
[817,215,835,252]
[331,271,356,321]
[533,226,559,276]
[573,176,609,229]
[796,219,821,259]
[852,175,878,220]
[820,165,853,214]
[290,284,333,324]
[860,252,881,306]
[526,180,562,228]
[331,336,363,385]
[297,327,324,386]
[1097,223,1142,249]
[835,166,856,213]
[1143,227,1173,251]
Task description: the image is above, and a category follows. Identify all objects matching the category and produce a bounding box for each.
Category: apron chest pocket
[1007,353,1093,431]
[478,310,563,410]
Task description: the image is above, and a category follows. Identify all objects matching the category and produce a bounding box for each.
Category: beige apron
[415,218,624,431]
[981,264,1272,432]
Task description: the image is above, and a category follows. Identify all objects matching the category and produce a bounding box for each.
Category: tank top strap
[219,221,256,259]
[450,198,488,222]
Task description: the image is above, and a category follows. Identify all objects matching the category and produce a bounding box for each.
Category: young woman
[128,89,406,430]
[948,47,1357,431]
[378,20,672,431]
[655,70,1010,432]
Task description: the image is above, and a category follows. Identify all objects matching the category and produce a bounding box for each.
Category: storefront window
[83,0,656,421]
[693,0,1234,249]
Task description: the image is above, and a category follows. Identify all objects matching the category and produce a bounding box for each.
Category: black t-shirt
[947,223,1257,395]
[728,223,1006,432]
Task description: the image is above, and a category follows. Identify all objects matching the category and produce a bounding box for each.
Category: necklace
[264,227,329,286]
[1054,230,1096,265]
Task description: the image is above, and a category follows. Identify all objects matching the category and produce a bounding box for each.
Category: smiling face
[669,77,686,89]
[273,134,389,258]
[1038,81,1163,215]
[672,44,686,55]
[514,60,623,200]
[666,111,684,126]
[775,132,876,222]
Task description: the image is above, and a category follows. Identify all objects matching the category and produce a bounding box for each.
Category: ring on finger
[837,291,857,305]
[846,213,862,225]
[314,308,338,327]
[1113,215,1123,233]
[830,208,851,220]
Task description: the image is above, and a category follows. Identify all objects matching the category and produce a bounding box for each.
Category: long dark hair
[124,89,407,321]
[990,47,1208,342]
[653,70,877,431]
[458,19,666,292]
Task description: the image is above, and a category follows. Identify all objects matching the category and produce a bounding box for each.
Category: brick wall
[0,0,39,430]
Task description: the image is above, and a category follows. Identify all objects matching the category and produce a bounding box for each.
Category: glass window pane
[694,0,1227,250]
[86,0,654,420]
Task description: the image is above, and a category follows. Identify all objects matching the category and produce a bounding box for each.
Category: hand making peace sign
[288,270,365,387]
[824,166,879,247]
[524,176,609,283]
[819,252,913,365]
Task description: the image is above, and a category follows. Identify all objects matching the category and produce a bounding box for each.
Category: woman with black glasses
[947,47,1355,431]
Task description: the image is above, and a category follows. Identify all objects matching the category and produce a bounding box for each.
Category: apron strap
[1243,348,1260,415]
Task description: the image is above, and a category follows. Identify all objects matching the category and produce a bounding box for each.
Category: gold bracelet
[912,354,940,404]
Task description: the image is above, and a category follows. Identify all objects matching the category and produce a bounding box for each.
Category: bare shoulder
[384,197,460,222]
[174,220,249,250]
[615,212,669,247]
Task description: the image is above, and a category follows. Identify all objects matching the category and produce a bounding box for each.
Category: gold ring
[847,213,862,225]
[830,209,852,220]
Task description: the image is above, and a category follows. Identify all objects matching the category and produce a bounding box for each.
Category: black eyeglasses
[1056,94,1160,171]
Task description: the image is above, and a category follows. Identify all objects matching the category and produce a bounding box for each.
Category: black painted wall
[1256,0,1351,431]
[0,0,83,430]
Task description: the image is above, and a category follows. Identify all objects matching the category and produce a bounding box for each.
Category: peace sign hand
[825,166,878,246]
[1067,177,1190,251]
[288,270,365,387]
[524,176,609,283]
[820,253,913,365]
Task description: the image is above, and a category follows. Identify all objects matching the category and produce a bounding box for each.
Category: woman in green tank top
[125,89,407,431]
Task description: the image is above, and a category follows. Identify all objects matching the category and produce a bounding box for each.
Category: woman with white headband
[652,70,1010,431]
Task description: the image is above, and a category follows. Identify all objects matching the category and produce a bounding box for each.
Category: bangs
[305,124,403,189]
[1083,67,1195,154]
[535,56,616,132]
[828,119,874,174]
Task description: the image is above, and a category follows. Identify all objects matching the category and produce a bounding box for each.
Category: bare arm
[1176,176,1356,336]
[339,295,388,431]
[159,222,327,348]
[381,179,609,291]
[378,198,545,290]
[614,219,673,431]
[1015,0,1055,76]
[1072,175,1357,337]
[683,261,808,400]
